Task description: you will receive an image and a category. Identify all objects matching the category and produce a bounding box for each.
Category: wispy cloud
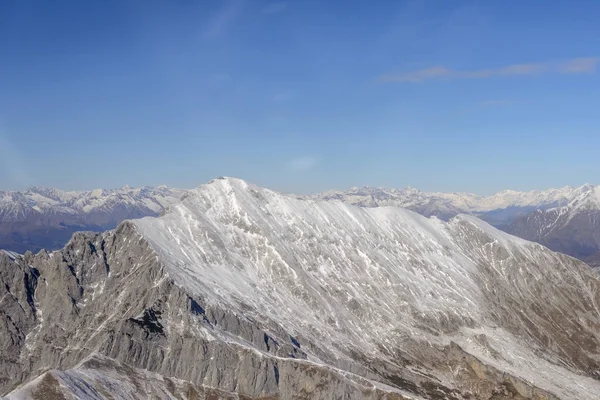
[380,57,599,83]
[261,2,287,15]
[202,0,245,39]
[559,57,599,73]
[287,156,318,172]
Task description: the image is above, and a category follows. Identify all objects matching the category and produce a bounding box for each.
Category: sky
[1,0,599,194]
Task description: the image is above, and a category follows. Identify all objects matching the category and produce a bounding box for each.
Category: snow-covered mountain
[314,184,600,267]
[4,181,600,269]
[507,185,600,267]
[0,185,185,253]
[3,177,600,399]
[313,184,597,224]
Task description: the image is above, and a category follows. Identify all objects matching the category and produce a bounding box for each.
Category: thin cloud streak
[560,57,599,73]
[380,57,599,83]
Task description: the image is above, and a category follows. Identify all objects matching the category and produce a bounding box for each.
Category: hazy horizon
[1,176,598,197]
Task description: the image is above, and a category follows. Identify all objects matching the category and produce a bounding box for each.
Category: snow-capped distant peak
[313,183,599,215]
[565,185,600,211]
[0,185,186,222]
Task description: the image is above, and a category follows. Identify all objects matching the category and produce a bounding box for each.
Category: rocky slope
[0,185,185,253]
[2,177,600,399]
[506,186,600,265]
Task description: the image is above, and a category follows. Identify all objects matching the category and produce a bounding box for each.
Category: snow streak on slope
[134,177,600,399]
[136,178,480,353]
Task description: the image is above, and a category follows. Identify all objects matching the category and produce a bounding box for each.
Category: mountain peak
[569,185,600,211]
[202,176,274,196]
[208,176,246,184]
[578,183,597,191]
[130,178,600,399]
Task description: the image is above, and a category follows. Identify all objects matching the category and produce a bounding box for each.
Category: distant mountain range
[506,185,600,267]
[313,183,600,266]
[2,182,600,268]
[0,185,185,253]
[3,177,600,399]
[312,184,596,223]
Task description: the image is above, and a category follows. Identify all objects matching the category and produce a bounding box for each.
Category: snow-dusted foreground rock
[2,177,600,399]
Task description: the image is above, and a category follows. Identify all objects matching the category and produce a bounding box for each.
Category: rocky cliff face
[0,225,416,400]
[2,178,600,399]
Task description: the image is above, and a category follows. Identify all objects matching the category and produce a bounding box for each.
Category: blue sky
[1,0,599,194]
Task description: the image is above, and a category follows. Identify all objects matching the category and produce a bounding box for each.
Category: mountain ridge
[4,179,600,269]
[3,177,600,398]
[313,182,600,266]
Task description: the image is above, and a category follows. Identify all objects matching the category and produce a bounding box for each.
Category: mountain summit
[3,177,600,399]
